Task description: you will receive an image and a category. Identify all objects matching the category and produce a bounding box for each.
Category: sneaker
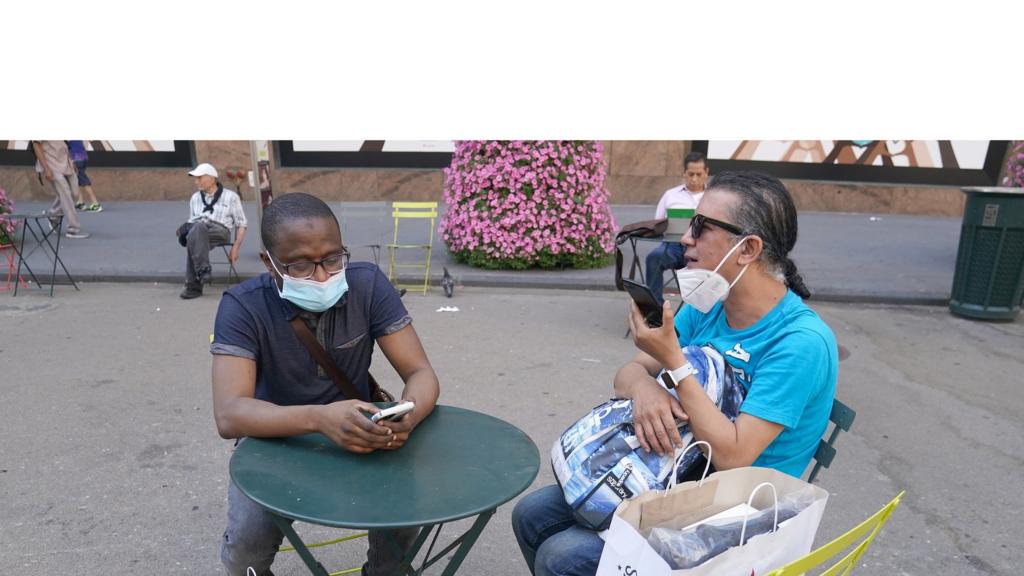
[180,285,203,299]
[65,230,90,239]
[85,203,103,212]
[74,202,85,210]
[196,266,213,285]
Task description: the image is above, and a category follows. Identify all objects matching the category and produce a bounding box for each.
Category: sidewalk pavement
[5,200,964,304]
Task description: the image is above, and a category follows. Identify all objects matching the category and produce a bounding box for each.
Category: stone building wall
[0,140,984,216]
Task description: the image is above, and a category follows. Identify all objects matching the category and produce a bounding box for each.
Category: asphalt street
[1,284,1022,575]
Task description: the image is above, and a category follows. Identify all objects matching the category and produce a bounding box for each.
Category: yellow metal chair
[764,491,905,576]
[277,530,368,575]
[386,202,437,294]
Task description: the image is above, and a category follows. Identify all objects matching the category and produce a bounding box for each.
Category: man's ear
[737,235,763,265]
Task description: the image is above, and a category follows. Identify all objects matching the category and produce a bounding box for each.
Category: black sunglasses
[689,214,745,239]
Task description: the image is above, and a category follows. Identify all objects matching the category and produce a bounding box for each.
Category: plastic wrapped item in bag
[646,486,819,570]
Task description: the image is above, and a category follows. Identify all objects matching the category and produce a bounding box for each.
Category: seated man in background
[513,171,837,576]
[177,162,247,299]
[211,192,440,576]
[645,151,709,305]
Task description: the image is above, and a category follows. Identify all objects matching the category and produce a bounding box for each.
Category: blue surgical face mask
[267,253,349,312]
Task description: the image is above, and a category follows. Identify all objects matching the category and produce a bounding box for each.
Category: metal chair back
[386,201,437,294]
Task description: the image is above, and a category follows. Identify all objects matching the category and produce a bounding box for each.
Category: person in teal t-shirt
[511,171,837,576]
[623,170,837,477]
[672,290,836,476]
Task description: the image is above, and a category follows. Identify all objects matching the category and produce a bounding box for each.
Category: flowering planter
[440,141,617,270]
[1,185,16,247]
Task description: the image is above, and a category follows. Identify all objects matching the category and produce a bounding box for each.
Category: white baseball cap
[188,163,218,179]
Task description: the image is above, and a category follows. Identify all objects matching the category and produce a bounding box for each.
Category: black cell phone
[622,278,663,328]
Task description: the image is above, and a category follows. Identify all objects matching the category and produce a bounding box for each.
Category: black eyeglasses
[689,214,745,239]
[272,249,350,280]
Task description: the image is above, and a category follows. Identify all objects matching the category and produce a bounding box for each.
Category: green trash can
[949,187,1024,320]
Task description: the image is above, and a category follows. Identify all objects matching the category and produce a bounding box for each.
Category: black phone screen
[622,279,663,327]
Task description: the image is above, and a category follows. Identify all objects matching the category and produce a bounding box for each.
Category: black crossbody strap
[289,316,367,401]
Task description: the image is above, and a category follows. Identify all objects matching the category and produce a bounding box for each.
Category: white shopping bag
[598,465,828,576]
[597,514,673,576]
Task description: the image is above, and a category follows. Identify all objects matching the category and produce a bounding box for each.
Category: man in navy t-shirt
[211,193,440,576]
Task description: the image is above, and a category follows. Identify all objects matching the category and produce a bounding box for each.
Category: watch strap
[660,362,697,389]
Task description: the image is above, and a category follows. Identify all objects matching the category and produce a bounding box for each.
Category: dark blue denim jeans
[511,485,605,576]
[645,241,686,306]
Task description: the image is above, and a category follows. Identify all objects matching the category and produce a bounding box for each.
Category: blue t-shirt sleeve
[367,266,412,339]
[673,304,698,345]
[739,329,831,429]
[210,293,259,360]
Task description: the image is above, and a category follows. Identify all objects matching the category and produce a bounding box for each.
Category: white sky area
[708,141,989,169]
[293,141,455,153]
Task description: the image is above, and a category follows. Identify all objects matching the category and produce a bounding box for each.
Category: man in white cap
[176,162,248,299]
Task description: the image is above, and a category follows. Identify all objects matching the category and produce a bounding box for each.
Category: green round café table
[230,405,540,575]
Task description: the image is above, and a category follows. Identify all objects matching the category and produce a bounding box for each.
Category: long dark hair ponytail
[706,171,811,299]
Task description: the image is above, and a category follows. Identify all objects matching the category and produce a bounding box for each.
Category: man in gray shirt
[177,162,247,299]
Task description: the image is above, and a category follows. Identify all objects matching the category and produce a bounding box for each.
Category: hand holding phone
[370,401,415,423]
[622,279,664,328]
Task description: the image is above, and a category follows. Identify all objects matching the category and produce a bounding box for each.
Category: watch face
[660,371,676,389]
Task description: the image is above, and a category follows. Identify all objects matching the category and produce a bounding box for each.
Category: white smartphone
[370,401,415,423]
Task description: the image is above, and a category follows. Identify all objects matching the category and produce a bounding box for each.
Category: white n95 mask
[675,237,750,313]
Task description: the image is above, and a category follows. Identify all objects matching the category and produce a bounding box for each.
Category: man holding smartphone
[210,193,440,576]
[513,172,836,576]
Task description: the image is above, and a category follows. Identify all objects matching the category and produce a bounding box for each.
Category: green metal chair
[386,202,437,294]
[210,230,240,286]
[807,398,856,483]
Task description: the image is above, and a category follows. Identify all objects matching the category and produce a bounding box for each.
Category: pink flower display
[1002,141,1024,188]
[0,186,16,246]
[440,141,617,270]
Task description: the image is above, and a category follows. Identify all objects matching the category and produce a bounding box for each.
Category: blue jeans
[74,160,92,187]
[511,485,604,576]
[645,241,686,305]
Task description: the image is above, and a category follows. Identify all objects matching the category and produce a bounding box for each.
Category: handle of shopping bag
[738,481,779,546]
[664,440,712,494]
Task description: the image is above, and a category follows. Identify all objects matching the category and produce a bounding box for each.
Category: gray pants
[184,220,231,285]
[222,480,420,576]
[47,172,83,234]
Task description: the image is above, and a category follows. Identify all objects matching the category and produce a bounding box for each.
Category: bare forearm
[614,361,657,398]
[675,377,748,469]
[400,367,440,425]
[233,226,246,248]
[215,396,322,439]
[33,143,51,172]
